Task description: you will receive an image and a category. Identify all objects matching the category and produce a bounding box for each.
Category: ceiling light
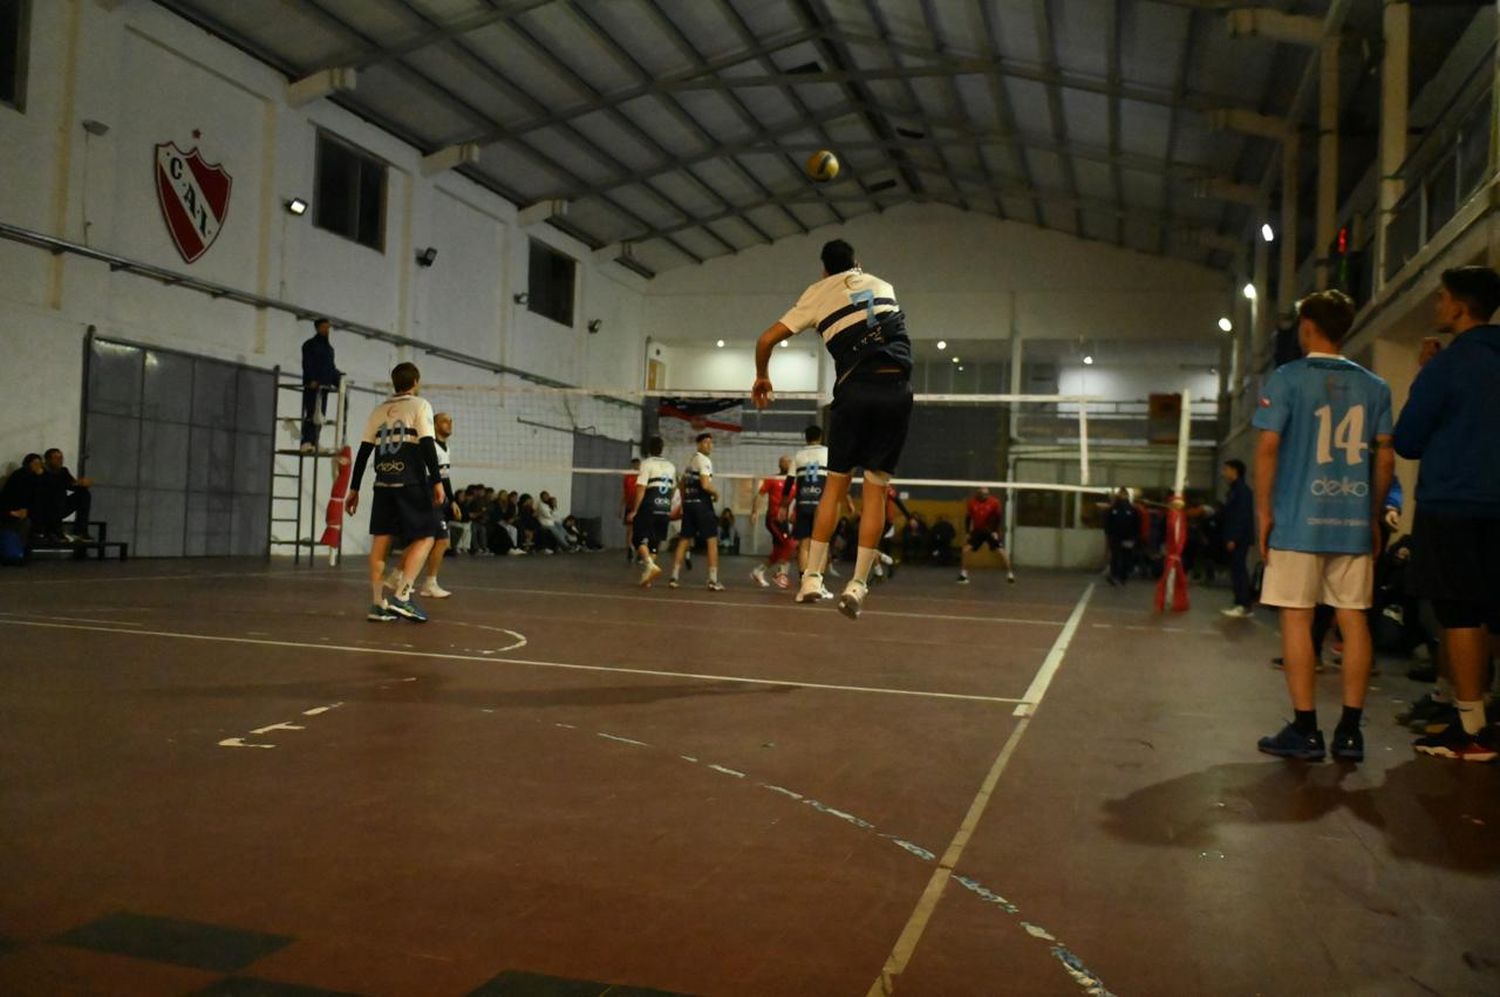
[936,340,947,351]
[956,365,965,372]
[715,339,725,348]
[1083,355,1094,366]
[1242,282,1257,300]
[285,197,308,216]
[1261,223,1275,242]
[1218,317,1233,333]
[951,356,960,364]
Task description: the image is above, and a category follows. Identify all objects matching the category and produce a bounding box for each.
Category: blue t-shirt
[1251,354,1392,555]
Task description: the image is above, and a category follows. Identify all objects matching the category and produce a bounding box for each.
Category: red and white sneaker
[1413,724,1498,762]
[772,571,791,589]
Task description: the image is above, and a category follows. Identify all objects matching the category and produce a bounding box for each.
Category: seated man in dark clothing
[2,454,45,552]
[929,517,957,564]
[901,512,929,563]
[35,448,94,542]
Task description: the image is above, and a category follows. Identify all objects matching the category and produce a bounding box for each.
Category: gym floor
[0,555,1495,996]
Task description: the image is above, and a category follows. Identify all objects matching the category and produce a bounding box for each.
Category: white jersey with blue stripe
[360,394,436,488]
[793,444,829,509]
[636,456,677,516]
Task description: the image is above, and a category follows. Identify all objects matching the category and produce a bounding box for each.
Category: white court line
[0,570,286,588]
[0,618,1027,705]
[866,582,1095,997]
[0,612,143,626]
[448,584,1065,628]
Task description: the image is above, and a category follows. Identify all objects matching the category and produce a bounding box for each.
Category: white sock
[1457,699,1486,736]
[709,567,718,583]
[808,540,830,574]
[854,546,878,585]
[959,569,968,578]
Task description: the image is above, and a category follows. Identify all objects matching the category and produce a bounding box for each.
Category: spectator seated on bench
[35,448,93,544]
[1,453,44,564]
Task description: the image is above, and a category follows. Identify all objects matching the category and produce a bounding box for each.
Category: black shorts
[828,374,913,475]
[793,506,818,540]
[1406,509,1500,629]
[679,501,717,542]
[370,484,443,542]
[968,529,1003,552]
[632,512,670,553]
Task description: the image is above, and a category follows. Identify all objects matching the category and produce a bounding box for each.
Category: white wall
[651,341,826,394]
[0,0,647,554]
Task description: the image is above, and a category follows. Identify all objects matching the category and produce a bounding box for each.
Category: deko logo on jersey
[155,141,231,264]
[1309,477,1369,497]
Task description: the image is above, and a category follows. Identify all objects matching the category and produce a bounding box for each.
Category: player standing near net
[626,436,676,588]
[1253,291,1394,762]
[791,425,833,599]
[750,455,796,589]
[415,411,459,599]
[957,487,1015,585]
[751,239,914,621]
[346,362,445,623]
[669,432,725,591]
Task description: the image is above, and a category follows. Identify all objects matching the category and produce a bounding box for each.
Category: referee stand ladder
[268,368,350,567]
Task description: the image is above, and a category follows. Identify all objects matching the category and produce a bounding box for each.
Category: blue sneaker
[386,593,428,623]
[1258,723,1325,761]
[1331,726,1363,762]
[367,602,399,622]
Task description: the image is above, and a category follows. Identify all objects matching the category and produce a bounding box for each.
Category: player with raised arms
[751,239,914,620]
[346,362,445,623]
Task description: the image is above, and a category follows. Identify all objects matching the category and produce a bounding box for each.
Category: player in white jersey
[791,425,834,599]
[752,240,913,620]
[626,435,677,587]
[411,412,459,598]
[668,433,725,591]
[346,362,445,623]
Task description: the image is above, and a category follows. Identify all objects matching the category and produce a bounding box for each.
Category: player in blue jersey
[346,362,445,623]
[1253,290,1394,762]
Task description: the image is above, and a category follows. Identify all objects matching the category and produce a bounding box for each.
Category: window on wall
[0,0,28,111]
[528,239,576,327]
[314,131,386,251]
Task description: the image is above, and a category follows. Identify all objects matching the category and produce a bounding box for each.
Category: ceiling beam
[1032,0,1082,234]
[916,0,993,214]
[1158,9,1204,256]
[317,0,555,71]
[1106,0,1125,245]
[977,3,1043,225]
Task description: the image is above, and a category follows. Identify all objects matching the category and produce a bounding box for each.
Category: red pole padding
[320,446,352,547]
[1154,495,1191,613]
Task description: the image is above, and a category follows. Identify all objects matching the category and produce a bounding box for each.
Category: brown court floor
[0,553,1495,997]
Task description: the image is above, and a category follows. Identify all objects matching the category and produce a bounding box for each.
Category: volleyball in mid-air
[805,149,839,182]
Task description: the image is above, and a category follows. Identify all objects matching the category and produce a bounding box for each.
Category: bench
[29,520,129,561]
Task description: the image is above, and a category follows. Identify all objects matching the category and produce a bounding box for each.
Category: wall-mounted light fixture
[285,197,309,216]
[1083,355,1095,366]
[1261,223,1275,242]
[587,319,603,334]
[81,119,110,136]
[936,340,947,350]
[415,247,438,267]
[1218,317,1233,333]
[513,292,530,305]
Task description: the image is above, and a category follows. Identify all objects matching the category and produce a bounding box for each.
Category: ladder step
[272,472,300,479]
[270,517,300,524]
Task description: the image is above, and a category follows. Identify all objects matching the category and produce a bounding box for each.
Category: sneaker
[1413,725,1497,762]
[299,442,316,454]
[1220,605,1253,619]
[837,580,868,621]
[706,580,725,592]
[1413,704,1459,735]
[507,548,526,556]
[772,572,791,590]
[751,565,769,588]
[956,573,970,585]
[819,586,835,601]
[419,580,451,599]
[795,572,824,604]
[1257,723,1326,761]
[639,561,662,588]
[1331,727,1364,762]
[668,578,680,589]
[878,552,894,566]
[1007,573,1015,584]
[386,594,428,623]
[684,553,693,572]
[367,602,399,622]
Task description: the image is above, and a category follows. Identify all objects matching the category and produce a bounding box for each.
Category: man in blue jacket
[1395,266,1500,762]
[300,317,341,454]
[1219,459,1256,618]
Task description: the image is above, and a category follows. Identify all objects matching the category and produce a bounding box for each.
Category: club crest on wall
[154,141,231,264]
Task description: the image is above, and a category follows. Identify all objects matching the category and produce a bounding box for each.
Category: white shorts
[1260,549,1374,610]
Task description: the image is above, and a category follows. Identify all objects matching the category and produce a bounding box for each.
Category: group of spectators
[0,449,94,562]
[450,485,602,557]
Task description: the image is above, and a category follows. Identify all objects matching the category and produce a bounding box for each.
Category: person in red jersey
[749,455,798,588]
[957,486,1015,585]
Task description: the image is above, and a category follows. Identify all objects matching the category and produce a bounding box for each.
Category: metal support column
[1376,1,1411,292]
[1279,136,1301,319]
[1316,34,1341,290]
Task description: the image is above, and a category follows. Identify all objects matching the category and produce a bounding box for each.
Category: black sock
[1292,709,1318,735]
[1337,706,1362,732]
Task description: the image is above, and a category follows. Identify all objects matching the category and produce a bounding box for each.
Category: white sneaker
[751,565,769,588]
[795,572,824,604]
[706,580,725,592]
[507,548,527,556]
[419,580,451,599]
[1220,605,1253,619]
[639,561,662,587]
[878,552,893,566]
[819,587,835,601]
[837,580,868,621]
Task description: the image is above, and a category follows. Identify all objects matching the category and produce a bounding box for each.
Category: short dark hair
[821,239,856,274]
[695,432,713,444]
[1441,266,1500,322]
[630,457,640,466]
[804,424,823,444]
[647,435,664,456]
[43,448,61,460]
[1224,458,1247,479]
[21,452,41,467]
[1297,290,1356,344]
[313,317,330,329]
[391,362,421,392]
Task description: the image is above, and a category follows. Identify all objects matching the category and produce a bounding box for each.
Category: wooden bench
[29,520,129,561]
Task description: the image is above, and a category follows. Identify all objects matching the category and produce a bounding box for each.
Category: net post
[1076,400,1091,487]
[1173,388,1192,496]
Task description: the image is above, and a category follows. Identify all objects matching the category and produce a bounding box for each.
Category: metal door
[570,432,633,549]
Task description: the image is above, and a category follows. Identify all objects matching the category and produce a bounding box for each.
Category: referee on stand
[300,318,342,454]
